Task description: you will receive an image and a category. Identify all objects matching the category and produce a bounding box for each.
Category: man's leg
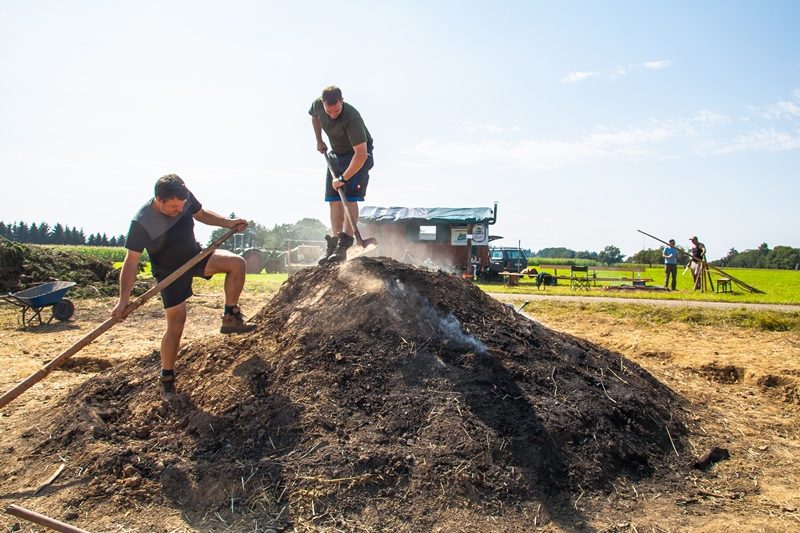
[159,302,187,399]
[328,199,359,236]
[162,302,187,371]
[205,250,256,333]
[328,201,357,263]
[344,201,359,236]
[329,200,346,236]
[691,263,702,290]
[205,249,247,306]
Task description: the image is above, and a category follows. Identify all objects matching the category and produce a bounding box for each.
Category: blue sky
[1,1,798,260]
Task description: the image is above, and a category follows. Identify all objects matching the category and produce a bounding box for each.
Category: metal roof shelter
[358,204,497,276]
[360,207,495,225]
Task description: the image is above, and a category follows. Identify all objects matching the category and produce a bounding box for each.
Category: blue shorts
[325,149,374,202]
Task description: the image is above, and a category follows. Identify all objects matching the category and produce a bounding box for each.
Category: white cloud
[406,100,800,170]
[462,122,521,134]
[402,112,743,170]
[644,60,672,70]
[561,71,597,83]
[710,128,800,154]
[762,100,800,120]
[563,61,670,84]
[694,109,731,126]
[608,69,628,81]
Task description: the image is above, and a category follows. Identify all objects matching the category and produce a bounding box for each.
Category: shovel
[323,152,378,260]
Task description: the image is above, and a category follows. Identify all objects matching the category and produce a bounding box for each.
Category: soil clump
[3,257,691,531]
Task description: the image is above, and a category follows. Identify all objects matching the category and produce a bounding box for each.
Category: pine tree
[39,222,51,244]
[51,223,65,245]
[14,222,30,243]
[30,222,41,244]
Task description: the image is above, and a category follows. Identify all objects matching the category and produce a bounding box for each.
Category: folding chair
[570,265,591,291]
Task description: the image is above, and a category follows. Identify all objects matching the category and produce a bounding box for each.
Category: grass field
[49,245,147,262]
[479,265,800,305]
[196,271,287,295]
[117,261,800,306]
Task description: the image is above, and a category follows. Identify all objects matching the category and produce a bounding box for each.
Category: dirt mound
[13,258,689,531]
[0,237,145,298]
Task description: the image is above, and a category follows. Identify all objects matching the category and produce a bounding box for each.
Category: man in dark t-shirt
[309,85,374,263]
[689,236,707,291]
[112,174,255,399]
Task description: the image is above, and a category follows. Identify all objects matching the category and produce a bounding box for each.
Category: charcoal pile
[8,257,690,532]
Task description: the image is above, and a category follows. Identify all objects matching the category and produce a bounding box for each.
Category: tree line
[629,243,800,270]
[207,215,329,250]
[525,245,625,266]
[531,243,799,269]
[6,217,798,270]
[0,221,127,247]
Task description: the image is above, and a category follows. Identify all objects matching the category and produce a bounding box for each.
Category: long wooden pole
[5,504,93,533]
[0,228,238,409]
[637,229,764,294]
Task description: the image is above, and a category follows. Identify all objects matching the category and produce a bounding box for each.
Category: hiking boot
[160,375,177,401]
[326,232,354,263]
[220,306,257,334]
[318,234,339,265]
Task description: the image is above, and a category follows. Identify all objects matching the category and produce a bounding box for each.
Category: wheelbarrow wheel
[52,298,75,322]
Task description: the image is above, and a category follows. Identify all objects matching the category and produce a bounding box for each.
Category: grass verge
[513,299,800,332]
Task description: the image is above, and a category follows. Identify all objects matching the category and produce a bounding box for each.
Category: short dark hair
[155,174,189,201]
[321,86,343,105]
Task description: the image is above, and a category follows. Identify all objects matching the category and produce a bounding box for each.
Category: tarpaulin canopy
[359,206,495,225]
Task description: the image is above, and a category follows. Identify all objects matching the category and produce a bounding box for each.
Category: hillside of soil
[2,257,692,532]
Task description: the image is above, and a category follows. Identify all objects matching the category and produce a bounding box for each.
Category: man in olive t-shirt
[309,85,374,263]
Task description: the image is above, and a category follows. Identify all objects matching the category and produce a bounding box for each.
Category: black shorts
[325,149,374,202]
[152,254,213,309]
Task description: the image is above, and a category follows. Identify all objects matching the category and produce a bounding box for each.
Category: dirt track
[1,262,799,532]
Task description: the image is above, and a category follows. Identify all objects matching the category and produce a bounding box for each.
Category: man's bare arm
[193,209,248,231]
[111,250,141,320]
[312,115,328,153]
[342,141,367,180]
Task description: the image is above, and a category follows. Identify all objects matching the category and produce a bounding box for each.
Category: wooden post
[5,504,94,533]
[0,227,238,410]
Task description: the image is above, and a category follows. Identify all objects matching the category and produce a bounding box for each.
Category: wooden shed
[358,205,497,275]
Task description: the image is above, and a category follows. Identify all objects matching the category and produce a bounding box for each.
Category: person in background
[689,236,706,291]
[662,238,678,290]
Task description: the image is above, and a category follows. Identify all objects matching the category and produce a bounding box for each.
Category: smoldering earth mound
[13,257,690,532]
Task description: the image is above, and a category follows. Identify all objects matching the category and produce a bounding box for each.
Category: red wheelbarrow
[0,281,76,327]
